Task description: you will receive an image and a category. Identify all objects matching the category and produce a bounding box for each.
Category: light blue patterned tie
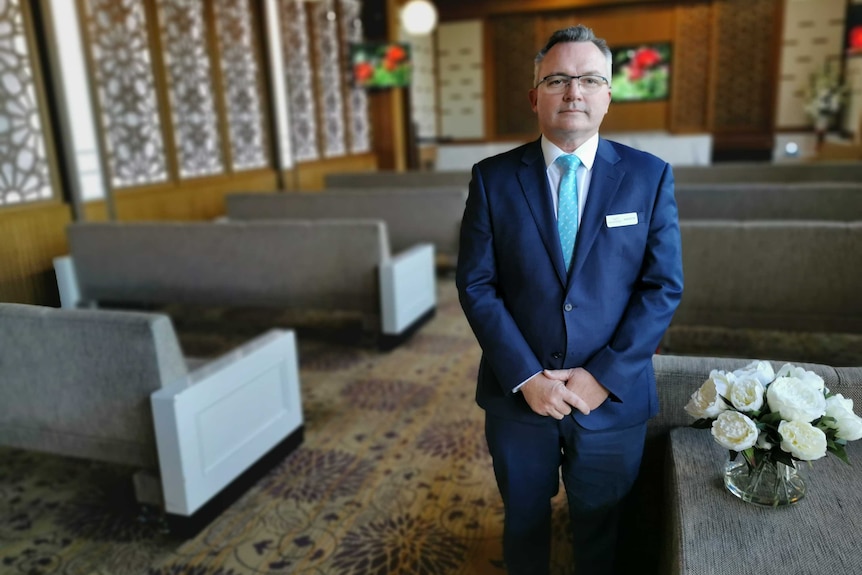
[555,154,580,272]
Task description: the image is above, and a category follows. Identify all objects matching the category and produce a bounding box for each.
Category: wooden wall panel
[488,3,676,138]
[368,88,407,171]
[603,101,668,132]
[670,2,712,132]
[708,0,782,156]
[489,15,541,139]
[539,4,674,44]
[0,203,72,305]
[481,0,782,150]
[710,0,780,134]
[289,152,378,190]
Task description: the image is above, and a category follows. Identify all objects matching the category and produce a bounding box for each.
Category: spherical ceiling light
[400,0,438,36]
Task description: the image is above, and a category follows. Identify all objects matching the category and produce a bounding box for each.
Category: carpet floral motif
[416,419,488,462]
[329,514,469,574]
[0,450,170,575]
[341,379,436,412]
[258,448,376,502]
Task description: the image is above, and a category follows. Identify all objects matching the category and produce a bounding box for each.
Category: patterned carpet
[2,276,860,575]
[0,278,575,575]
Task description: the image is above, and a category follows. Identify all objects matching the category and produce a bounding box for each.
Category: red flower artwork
[626,47,663,81]
[850,26,862,52]
[354,62,374,82]
[350,42,412,89]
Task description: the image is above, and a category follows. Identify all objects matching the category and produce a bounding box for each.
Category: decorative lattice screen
[213,0,270,171]
[0,0,54,205]
[157,0,225,178]
[278,0,319,162]
[82,0,169,188]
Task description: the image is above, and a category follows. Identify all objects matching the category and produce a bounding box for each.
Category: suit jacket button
[552,352,563,359]
[564,303,573,312]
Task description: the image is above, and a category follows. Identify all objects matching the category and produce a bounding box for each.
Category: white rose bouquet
[685,360,862,470]
[804,59,847,130]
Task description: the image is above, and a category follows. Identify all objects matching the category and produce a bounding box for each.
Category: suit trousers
[485,412,647,575]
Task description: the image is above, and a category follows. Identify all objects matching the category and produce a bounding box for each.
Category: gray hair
[533,25,613,86]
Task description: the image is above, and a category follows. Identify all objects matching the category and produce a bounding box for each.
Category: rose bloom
[632,47,662,69]
[778,420,827,460]
[733,360,775,386]
[685,371,734,419]
[385,44,406,64]
[727,375,765,412]
[776,363,824,392]
[824,394,862,441]
[354,62,374,82]
[624,64,644,81]
[711,411,759,452]
[708,370,734,396]
[766,376,826,423]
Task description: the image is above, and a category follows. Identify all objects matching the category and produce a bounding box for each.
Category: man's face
[529,41,612,152]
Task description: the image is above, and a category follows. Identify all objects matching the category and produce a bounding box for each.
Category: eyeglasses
[535,74,609,95]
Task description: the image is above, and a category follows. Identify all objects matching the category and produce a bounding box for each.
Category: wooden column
[367,0,408,171]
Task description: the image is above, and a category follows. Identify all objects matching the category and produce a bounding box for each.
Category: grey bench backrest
[324,170,470,188]
[674,162,862,184]
[676,220,862,334]
[226,189,466,257]
[67,220,389,314]
[675,182,862,221]
[0,303,187,467]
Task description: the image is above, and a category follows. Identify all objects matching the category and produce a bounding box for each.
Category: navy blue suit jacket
[456,137,684,430]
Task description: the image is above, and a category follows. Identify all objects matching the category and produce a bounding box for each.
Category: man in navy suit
[456,25,683,575]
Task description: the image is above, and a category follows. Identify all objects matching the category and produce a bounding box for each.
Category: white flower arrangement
[685,360,862,468]
[804,60,847,127]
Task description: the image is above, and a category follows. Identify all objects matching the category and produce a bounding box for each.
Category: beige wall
[776,0,847,129]
[401,30,438,139]
[437,20,485,139]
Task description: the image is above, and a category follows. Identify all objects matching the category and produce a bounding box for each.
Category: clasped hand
[521,367,609,420]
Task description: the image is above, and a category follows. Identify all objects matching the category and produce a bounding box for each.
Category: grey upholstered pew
[674,182,862,221]
[324,162,862,189]
[673,161,862,184]
[324,170,470,189]
[226,188,467,267]
[674,221,862,335]
[54,220,436,343]
[0,303,303,520]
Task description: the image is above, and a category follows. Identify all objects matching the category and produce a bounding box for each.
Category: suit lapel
[517,139,569,285]
[570,138,623,282]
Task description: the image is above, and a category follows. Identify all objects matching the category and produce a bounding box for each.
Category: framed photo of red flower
[349,42,412,89]
[846,4,862,56]
[610,43,672,102]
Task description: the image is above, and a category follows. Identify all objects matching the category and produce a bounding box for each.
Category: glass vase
[723,455,805,507]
